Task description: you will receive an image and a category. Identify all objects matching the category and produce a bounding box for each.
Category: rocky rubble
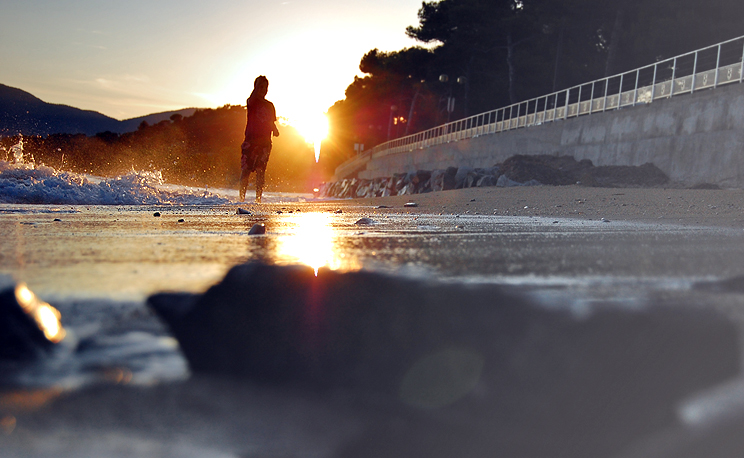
[321,155,670,198]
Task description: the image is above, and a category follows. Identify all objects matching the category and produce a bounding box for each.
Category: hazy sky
[1,0,424,124]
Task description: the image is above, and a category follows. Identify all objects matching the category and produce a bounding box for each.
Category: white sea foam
[0,160,233,205]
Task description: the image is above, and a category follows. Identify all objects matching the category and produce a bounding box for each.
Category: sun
[291,113,329,162]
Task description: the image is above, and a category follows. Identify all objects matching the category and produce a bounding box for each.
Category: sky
[1,0,424,128]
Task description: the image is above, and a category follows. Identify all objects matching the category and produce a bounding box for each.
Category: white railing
[364,35,744,158]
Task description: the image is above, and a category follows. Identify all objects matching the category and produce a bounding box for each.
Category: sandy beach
[4,182,744,458]
[323,185,744,229]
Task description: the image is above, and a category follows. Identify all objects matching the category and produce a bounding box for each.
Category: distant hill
[0,83,197,137]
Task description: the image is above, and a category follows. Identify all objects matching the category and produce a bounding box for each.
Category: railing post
[670,57,677,97]
[651,64,658,100]
[740,39,744,83]
[691,50,698,93]
[589,83,595,114]
[714,43,722,87]
[633,69,639,104]
[563,88,570,119]
[603,77,609,111]
[552,93,558,121]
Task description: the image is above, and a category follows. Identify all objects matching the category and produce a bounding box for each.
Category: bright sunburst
[292,113,329,163]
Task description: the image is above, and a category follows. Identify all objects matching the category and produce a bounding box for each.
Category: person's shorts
[241,142,271,172]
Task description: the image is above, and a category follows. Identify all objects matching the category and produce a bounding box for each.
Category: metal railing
[365,35,744,158]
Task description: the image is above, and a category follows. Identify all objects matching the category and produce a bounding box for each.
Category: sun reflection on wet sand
[275,212,358,274]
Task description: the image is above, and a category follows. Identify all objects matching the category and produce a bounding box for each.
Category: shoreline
[303,185,744,229]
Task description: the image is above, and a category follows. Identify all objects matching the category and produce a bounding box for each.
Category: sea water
[0,157,313,391]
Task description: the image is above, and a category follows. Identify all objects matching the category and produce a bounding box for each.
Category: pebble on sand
[354,217,376,225]
[248,223,266,235]
[236,208,251,215]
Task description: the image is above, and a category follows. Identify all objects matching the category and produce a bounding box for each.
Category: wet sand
[3,184,744,458]
[327,185,744,229]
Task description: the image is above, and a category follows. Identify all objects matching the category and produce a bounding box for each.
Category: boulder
[454,166,473,189]
[430,169,445,192]
[442,166,458,190]
[0,280,65,362]
[149,263,739,458]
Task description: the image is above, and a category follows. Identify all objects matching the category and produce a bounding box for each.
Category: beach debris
[404,202,418,208]
[147,261,739,456]
[236,208,251,215]
[0,281,66,361]
[601,217,611,223]
[334,209,343,214]
[354,217,376,225]
[53,218,61,222]
[376,205,391,209]
[178,219,185,223]
[153,212,161,217]
[248,223,266,235]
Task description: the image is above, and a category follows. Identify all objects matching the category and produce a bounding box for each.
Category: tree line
[1,105,318,192]
[324,0,744,167]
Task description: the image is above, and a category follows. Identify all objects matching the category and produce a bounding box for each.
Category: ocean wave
[0,161,230,206]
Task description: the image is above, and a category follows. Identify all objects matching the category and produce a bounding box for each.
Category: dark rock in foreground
[148,262,740,458]
[0,281,65,362]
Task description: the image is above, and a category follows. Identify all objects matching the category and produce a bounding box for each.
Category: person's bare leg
[239,170,251,202]
[255,166,266,203]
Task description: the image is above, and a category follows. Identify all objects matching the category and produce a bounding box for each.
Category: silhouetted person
[239,75,279,202]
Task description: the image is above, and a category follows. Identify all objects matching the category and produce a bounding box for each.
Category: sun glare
[292,113,329,163]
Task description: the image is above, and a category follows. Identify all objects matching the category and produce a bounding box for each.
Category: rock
[430,169,445,192]
[148,263,740,458]
[247,223,266,235]
[454,167,474,189]
[0,281,66,361]
[404,202,419,208]
[476,175,497,187]
[354,217,376,225]
[236,208,251,215]
[355,179,372,198]
[398,183,415,195]
[443,167,458,190]
[496,174,522,187]
[153,212,161,217]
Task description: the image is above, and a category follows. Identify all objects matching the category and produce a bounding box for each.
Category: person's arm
[271,103,279,137]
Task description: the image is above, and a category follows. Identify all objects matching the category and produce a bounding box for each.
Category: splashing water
[9,136,32,166]
[0,161,230,205]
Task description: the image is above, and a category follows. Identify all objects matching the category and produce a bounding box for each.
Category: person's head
[253,75,269,97]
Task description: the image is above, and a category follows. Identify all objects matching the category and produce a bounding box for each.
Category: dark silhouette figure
[239,75,279,202]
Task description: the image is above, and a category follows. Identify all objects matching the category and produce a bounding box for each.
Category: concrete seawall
[342,80,744,188]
